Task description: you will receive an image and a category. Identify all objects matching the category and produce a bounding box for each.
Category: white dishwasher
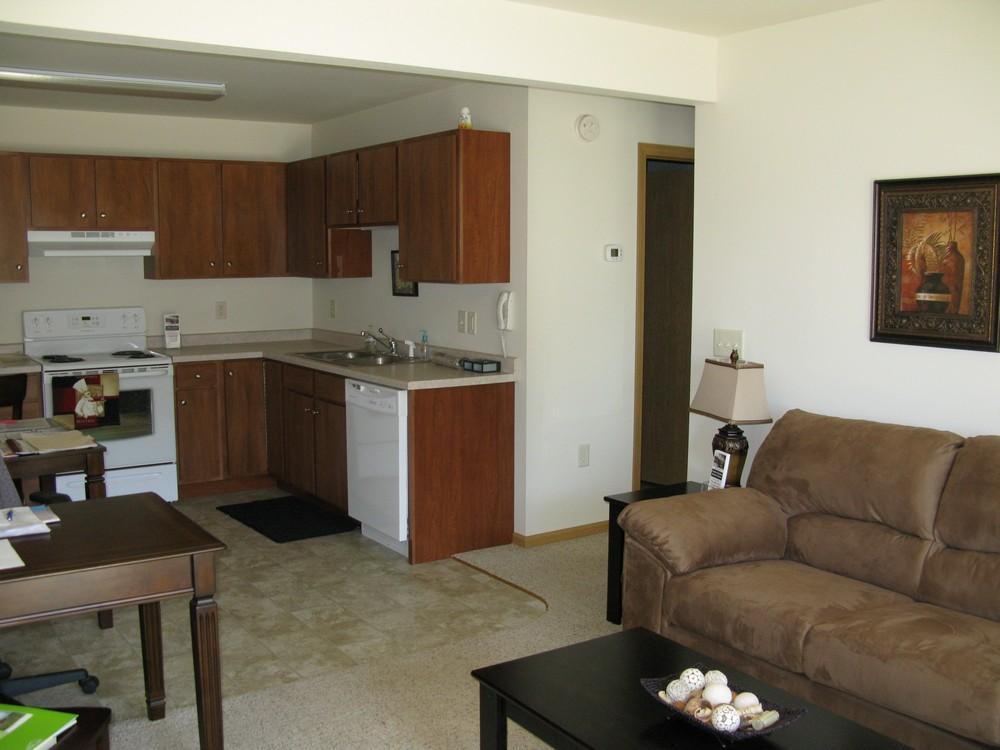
[345,379,409,556]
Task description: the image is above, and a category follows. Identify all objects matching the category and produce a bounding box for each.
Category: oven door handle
[111,368,172,380]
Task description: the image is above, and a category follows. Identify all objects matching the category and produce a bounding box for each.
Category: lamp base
[712,423,748,487]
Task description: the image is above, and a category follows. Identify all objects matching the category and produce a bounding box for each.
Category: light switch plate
[329,299,336,318]
[214,301,227,320]
[468,311,478,334]
[578,443,591,467]
[713,328,744,358]
[458,310,466,334]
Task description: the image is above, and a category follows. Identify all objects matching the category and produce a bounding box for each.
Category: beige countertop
[0,354,41,376]
[161,339,516,391]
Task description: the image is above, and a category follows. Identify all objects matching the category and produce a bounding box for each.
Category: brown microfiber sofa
[619,409,999,749]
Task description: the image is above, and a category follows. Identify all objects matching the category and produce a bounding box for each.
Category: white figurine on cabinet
[458,106,473,129]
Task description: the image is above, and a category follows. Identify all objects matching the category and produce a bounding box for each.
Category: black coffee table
[471,628,906,749]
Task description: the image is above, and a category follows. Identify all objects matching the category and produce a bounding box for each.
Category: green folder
[0,704,77,750]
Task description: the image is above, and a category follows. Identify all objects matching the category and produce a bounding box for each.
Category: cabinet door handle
[356,207,365,214]
[209,261,216,268]
[303,407,312,413]
[15,264,22,271]
[194,373,201,379]
[99,211,108,219]
[312,409,320,416]
[180,399,187,406]
[226,260,233,267]
[80,211,87,219]
[345,209,354,214]
[227,370,234,377]
[315,261,323,266]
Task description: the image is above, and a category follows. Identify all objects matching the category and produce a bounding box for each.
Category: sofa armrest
[618,487,787,576]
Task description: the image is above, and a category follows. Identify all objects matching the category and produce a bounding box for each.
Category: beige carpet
[107,532,618,749]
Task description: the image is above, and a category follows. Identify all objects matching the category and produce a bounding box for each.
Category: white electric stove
[22,307,178,501]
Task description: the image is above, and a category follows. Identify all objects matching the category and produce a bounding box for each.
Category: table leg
[138,602,166,720]
[84,452,106,499]
[479,684,507,750]
[606,500,625,624]
[191,594,224,750]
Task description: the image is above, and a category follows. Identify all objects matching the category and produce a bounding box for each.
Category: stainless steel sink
[296,350,417,367]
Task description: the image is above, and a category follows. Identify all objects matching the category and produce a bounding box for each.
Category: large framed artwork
[871,174,1000,351]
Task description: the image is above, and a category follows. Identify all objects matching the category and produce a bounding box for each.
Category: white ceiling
[0,33,459,124]
[509,0,880,36]
[0,2,879,123]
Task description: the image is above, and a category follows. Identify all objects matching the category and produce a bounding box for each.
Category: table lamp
[689,352,772,487]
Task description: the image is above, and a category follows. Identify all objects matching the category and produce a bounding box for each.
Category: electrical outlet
[329,299,336,318]
[578,443,591,468]
[457,310,466,334]
[214,301,228,320]
[468,311,478,334]
[713,328,744,358]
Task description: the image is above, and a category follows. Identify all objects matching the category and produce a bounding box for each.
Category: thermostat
[604,244,623,262]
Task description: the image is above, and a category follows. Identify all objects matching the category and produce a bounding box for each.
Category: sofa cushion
[803,603,1000,746]
[664,560,910,673]
[747,409,962,539]
[918,545,1000,621]
[618,488,786,576]
[935,436,1000,553]
[787,513,931,598]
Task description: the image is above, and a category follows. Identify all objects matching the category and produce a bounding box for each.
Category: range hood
[27,230,155,257]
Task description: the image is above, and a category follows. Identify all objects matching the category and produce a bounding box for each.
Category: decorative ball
[711,704,741,733]
[704,669,728,686]
[679,667,706,693]
[733,691,762,715]
[665,679,691,703]
[702,683,733,707]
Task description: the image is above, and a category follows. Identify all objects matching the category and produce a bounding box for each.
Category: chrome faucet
[360,328,398,356]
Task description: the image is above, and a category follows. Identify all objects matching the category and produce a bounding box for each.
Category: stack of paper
[0,540,24,571]
[21,430,97,453]
[0,507,54,538]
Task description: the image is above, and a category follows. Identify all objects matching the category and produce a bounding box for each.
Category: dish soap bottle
[419,329,430,360]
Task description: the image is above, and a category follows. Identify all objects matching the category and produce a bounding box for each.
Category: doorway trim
[632,143,695,488]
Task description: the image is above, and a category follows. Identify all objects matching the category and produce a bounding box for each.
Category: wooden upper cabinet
[149,160,222,279]
[28,155,154,229]
[93,158,155,228]
[325,151,357,227]
[357,143,397,225]
[222,162,286,277]
[29,156,95,229]
[0,154,29,282]
[398,130,510,284]
[286,156,327,277]
[326,143,397,228]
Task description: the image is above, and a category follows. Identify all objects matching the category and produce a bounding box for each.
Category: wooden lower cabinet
[277,364,347,512]
[175,359,269,491]
[0,373,41,420]
[407,382,514,563]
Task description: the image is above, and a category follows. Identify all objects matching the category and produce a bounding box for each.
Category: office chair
[0,457,100,698]
[0,373,72,505]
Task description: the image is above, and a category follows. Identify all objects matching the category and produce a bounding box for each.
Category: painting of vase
[898,210,973,315]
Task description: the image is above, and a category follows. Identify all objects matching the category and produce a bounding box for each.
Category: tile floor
[0,490,546,721]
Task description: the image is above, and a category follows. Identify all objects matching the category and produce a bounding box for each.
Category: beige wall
[690,0,1000,481]
[0,105,313,345]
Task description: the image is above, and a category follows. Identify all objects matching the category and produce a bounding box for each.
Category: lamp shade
[689,358,772,425]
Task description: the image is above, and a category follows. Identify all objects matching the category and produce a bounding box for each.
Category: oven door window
[51,373,153,440]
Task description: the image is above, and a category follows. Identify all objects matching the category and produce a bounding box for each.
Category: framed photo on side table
[871,173,1000,351]
[390,250,418,297]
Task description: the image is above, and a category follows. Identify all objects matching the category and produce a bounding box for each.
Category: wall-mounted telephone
[496,291,514,331]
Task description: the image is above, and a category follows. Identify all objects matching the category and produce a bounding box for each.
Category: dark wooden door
[328,228,372,278]
[282,389,316,494]
[314,398,347,513]
[223,359,268,478]
[264,360,284,480]
[398,132,457,282]
[28,156,95,228]
[0,154,29,282]
[155,160,222,278]
[640,160,694,485]
[286,157,327,277]
[357,143,397,226]
[222,162,285,277]
[325,151,358,227]
[176,387,225,484]
[94,158,155,228]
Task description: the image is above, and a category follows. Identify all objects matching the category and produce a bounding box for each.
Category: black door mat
[217,496,359,543]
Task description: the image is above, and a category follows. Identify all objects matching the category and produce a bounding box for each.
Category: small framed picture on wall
[390,250,418,297]
[871,173,1000,351]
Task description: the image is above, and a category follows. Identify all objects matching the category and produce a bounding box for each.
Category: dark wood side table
[604,481,701,624]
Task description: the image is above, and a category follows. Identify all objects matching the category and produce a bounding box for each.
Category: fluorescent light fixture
[0,66,226,100]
